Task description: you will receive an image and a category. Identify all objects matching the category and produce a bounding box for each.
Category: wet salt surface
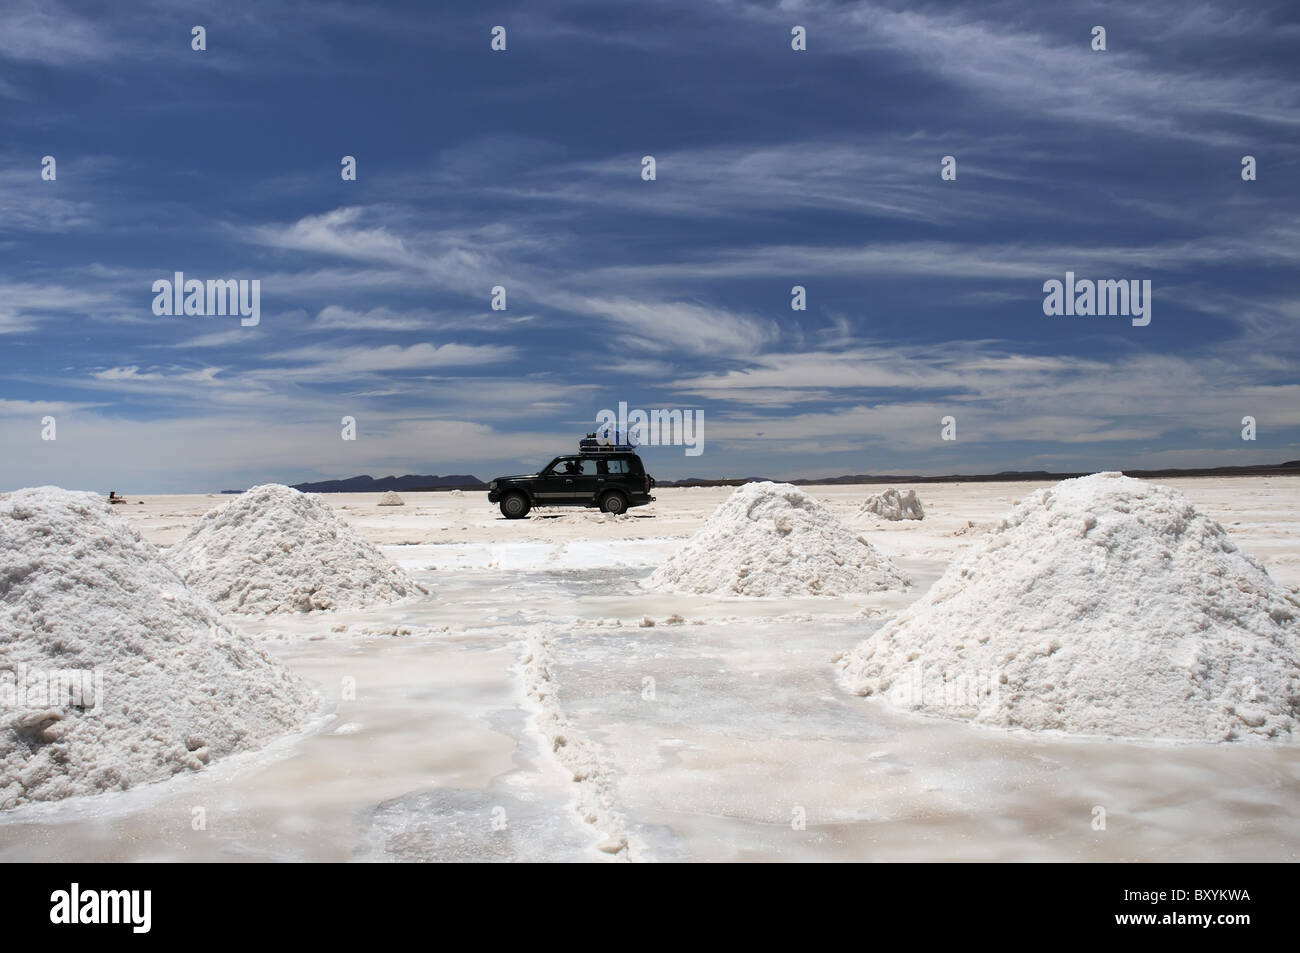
[3,488,1300,860]
[0,629,598,862]
[387,539,683,573]
[547,617,1300,861]
[357,707,604,863]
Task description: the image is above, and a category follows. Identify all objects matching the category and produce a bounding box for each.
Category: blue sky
[2,0,1298,492]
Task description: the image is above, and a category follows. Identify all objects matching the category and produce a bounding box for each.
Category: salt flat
[114,478,1300,589]
[1,478,1296,861]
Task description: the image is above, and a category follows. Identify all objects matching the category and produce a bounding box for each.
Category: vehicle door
[533,458,569,501]
[539,457,598,503]
[564,457,601,503]
[600,455,633,496]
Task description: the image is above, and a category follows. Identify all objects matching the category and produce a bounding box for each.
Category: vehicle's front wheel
[500,493,531,519]
[599,491,628,515]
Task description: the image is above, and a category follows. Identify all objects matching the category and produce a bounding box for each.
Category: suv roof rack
[579,432,636,454]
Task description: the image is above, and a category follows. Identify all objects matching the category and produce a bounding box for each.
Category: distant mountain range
[292,474,484,492]
[663,460,1300,487]
[222,474,484,494]
[222,460,1300,493]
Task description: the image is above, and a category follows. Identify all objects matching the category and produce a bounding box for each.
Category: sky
[1,0,1298,492]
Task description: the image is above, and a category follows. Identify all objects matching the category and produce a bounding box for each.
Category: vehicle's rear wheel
[500,493,531,519]
[599,491,628,515]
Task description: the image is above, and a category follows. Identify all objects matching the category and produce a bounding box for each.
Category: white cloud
[552,295,779,357]
[0,398,103,416]
[248,207,415,264]
[712,0,1300,143]
[91,365,223,384]
[0,1,115,66]
[262,342,516,379]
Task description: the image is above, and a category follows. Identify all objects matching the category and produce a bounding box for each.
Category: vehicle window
[554,458,598,476]
[604,458,629,475]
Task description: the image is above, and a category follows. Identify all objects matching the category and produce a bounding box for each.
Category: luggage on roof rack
[579,432,636,453]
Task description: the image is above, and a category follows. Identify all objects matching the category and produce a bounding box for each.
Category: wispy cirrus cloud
[499,137,1049,225]
[262,342,517,380]
[581,223,1300,288]
[91,365,224,384]
[712,0,1300,143]
[0,1,119,67]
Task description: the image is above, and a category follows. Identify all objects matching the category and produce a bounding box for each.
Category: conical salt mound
[646,482,908,597]
[377,491,405,506]
[0,487,316,808]
[168,484,425,614]
[839,472,1300,742]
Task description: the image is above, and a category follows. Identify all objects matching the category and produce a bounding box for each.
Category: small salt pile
[647,482,908,597]
[377,491,405,506]
[861,488,924,521]
[0,487,316,808]
[839,473,1300,742]
[168,484,425,614]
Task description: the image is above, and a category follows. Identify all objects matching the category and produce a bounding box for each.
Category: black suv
[488,445,656,519]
